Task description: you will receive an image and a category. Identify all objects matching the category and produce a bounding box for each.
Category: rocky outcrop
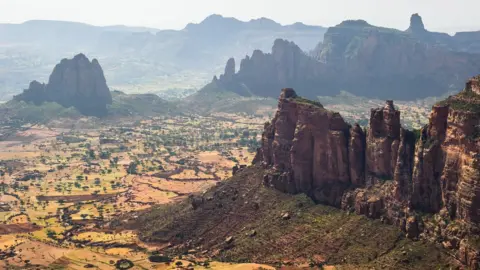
[256,79,480,268]
[16,80,47,106]
[406,13,426,33]
[213,39,324,99]
[468,75,480,95]
[349,124,365,186]
[261,88,351,205]
[365,100,401,185]
[220,58,235,82]
[14,53,112,116]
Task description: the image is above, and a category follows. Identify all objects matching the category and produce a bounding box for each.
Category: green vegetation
[0,100,81,124]
[412,128,422,143]
[0,91,178,125]
[134,166,454,269]
[437,89,480,113]
[108,91,175,117]
[317,91,441,130]
[292,96,324,108]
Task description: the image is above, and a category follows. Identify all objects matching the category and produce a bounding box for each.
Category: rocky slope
[126,166,456,269]
[256,77,480,268]
[14,54,112,116]
[207,14,480,100]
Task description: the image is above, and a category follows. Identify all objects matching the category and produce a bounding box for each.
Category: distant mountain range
[197,14,480,101]
[0,15,327,100]
[3,13,480,104]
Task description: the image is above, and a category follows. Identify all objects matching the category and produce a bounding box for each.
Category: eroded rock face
[262,88,351,205]
[393,128,416,201]
[411,105,449,213]
[349,124,365,186]
[257,81,480,268]
[366,100,401,185]
[14,53,112,116]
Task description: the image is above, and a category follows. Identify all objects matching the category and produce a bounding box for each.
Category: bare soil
[0,223,41,234]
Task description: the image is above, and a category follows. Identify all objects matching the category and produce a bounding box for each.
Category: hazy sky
[1,0,479,33]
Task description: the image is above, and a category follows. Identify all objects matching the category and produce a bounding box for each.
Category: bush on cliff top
[437,89,480,113]
[292,96,324,108]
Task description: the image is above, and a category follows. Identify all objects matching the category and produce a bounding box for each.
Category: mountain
[204,14,480,101]
[1,54,180,122]
[117,77,480,269]
[313,18,480,99]
[0,20,157,48]
[14,53,112,116]
[254,76,480,267]
[0,16,327,100]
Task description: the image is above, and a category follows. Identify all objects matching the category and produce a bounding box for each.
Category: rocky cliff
[211,39,325,99]
[313,16,480,99]
[209,14,480,101]
[14,54,112,116]
[256,78,480,268]
[404,13,480,54]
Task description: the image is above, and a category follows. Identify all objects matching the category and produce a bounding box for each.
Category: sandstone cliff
[256,78,480,268]
[14,53,112,116]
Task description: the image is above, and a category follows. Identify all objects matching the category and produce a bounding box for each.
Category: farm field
[0,113,267,269]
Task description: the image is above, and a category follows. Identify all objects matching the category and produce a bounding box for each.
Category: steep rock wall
[256,81,480,268]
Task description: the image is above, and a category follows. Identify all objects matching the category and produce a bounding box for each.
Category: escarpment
[208,14,480,102]
[256,77,480,268]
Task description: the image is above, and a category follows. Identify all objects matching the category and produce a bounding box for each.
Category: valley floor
[0,114,266,269]
[0,110,461,269]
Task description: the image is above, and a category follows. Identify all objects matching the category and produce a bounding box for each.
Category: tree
[46,229,57,240]
[99,151,111,159]
[87,149,95,159]
[127,162,138,175]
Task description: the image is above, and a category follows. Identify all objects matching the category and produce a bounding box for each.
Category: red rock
[256,77,480,267]
[366,100,401,185]
[349,124,366,186]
